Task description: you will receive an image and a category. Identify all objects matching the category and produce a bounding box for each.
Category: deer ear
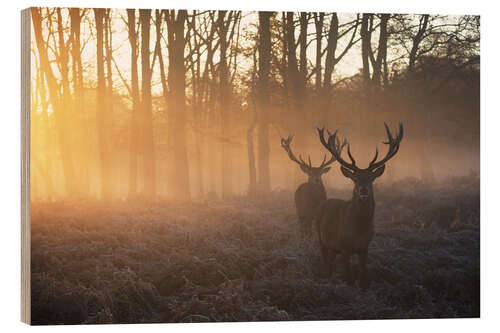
[372,165,386,179]
[340,166,355,180]
[300,164,310,174]
[321,167,331,174]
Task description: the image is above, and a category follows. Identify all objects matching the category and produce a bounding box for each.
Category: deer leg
[298,216,307,236]
[359,251,370,289]
[305,217,313,238]
[331,252,338,274]
[298,217,303,235]
[299,217,313,238]
[341,252,353,285]
[320,245,332,276]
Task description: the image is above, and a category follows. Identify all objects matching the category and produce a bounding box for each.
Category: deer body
[295,182,327,235]
[316,192,376,287]
[316,123,403,288]
[317,196,374,253]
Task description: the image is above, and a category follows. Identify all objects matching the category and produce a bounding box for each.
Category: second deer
[281,134,346,236]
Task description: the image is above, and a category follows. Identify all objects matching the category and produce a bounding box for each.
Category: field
[30,175,480,324]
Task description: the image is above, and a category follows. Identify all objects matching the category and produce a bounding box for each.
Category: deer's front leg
[320,246,335,277]
[303,217,313,238]
[341,252,353,285]
[298,216,311,237]
[359,250,370,289]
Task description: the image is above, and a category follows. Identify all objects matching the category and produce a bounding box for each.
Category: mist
[29,9,479,202]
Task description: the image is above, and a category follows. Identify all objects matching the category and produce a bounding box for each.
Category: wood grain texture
[21,7,31,325]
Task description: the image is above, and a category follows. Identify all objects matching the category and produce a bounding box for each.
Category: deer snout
[359,187,369,200]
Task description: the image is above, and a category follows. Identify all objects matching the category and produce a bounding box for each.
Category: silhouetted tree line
[30,8,479,201]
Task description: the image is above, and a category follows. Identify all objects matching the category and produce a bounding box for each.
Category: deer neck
[350,189,375,224]
[308,179,325,189]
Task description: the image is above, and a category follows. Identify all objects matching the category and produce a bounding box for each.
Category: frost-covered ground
[30,175,480,324]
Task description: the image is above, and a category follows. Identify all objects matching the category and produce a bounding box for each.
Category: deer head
[281,134,346,185]
[317,122,403,202]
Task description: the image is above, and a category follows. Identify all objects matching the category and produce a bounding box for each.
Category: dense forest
[30,9,479,201]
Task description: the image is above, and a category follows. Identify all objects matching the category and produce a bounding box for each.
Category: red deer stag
[316,122,403,288]
[280,134,346,236]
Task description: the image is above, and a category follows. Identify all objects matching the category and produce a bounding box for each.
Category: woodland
[30,9,479,200]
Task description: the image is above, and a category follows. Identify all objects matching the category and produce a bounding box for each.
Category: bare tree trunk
[104,9,115,198]
[201,19,218,197]
[285,12,305,185]
[285,12,300,108]
[299,12,308,90]
[218,10,233,198]
[320,14,359,122]
[324,13,339,89]
[140,9,157,199]
[257,11,272,192]
[247,109,258,194]
[321,13,340,121]
[155,10,172,197]
[70,8,88,196]
[408,14,429,73]
[94,8,112,200]
[36,66,55,199]
[314,13,324,92]
[361,14,372,94]
[207,56,218,196]
[247,43,259,195]
[56,8,77,197]
[383,54,389,87]
[372,14,389,89]
[166,10,190,199]
[187,11,204,198]
[127,9,140,199]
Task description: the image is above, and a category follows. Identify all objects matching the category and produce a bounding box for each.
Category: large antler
[368,122,404,171]
[316,127,354,171]
[281,134,345,170]
[280,135,312,170]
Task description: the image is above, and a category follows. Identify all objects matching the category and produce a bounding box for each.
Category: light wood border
[21,7,31,325]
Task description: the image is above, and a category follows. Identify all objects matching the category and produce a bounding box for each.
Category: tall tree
[371,14,390,89]
[360,13,372,93]
[186,10,205,197]
[247,43,258,195]
[203,12,219,196]
[104,9,116,196]
[94,8,112,200]
[139,9,157,198]
[69,8,89,195]
[127,9,140,199]
[217,10,233,198]
[165,10,190,199]
[313,12,324,91]
[322,14,359,96]
[284,11,304,161]
[257,11,272,192]
[408,14,430,73]
[298,12,309,93]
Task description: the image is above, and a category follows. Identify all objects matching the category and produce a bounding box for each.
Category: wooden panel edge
[21,7,31,325]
